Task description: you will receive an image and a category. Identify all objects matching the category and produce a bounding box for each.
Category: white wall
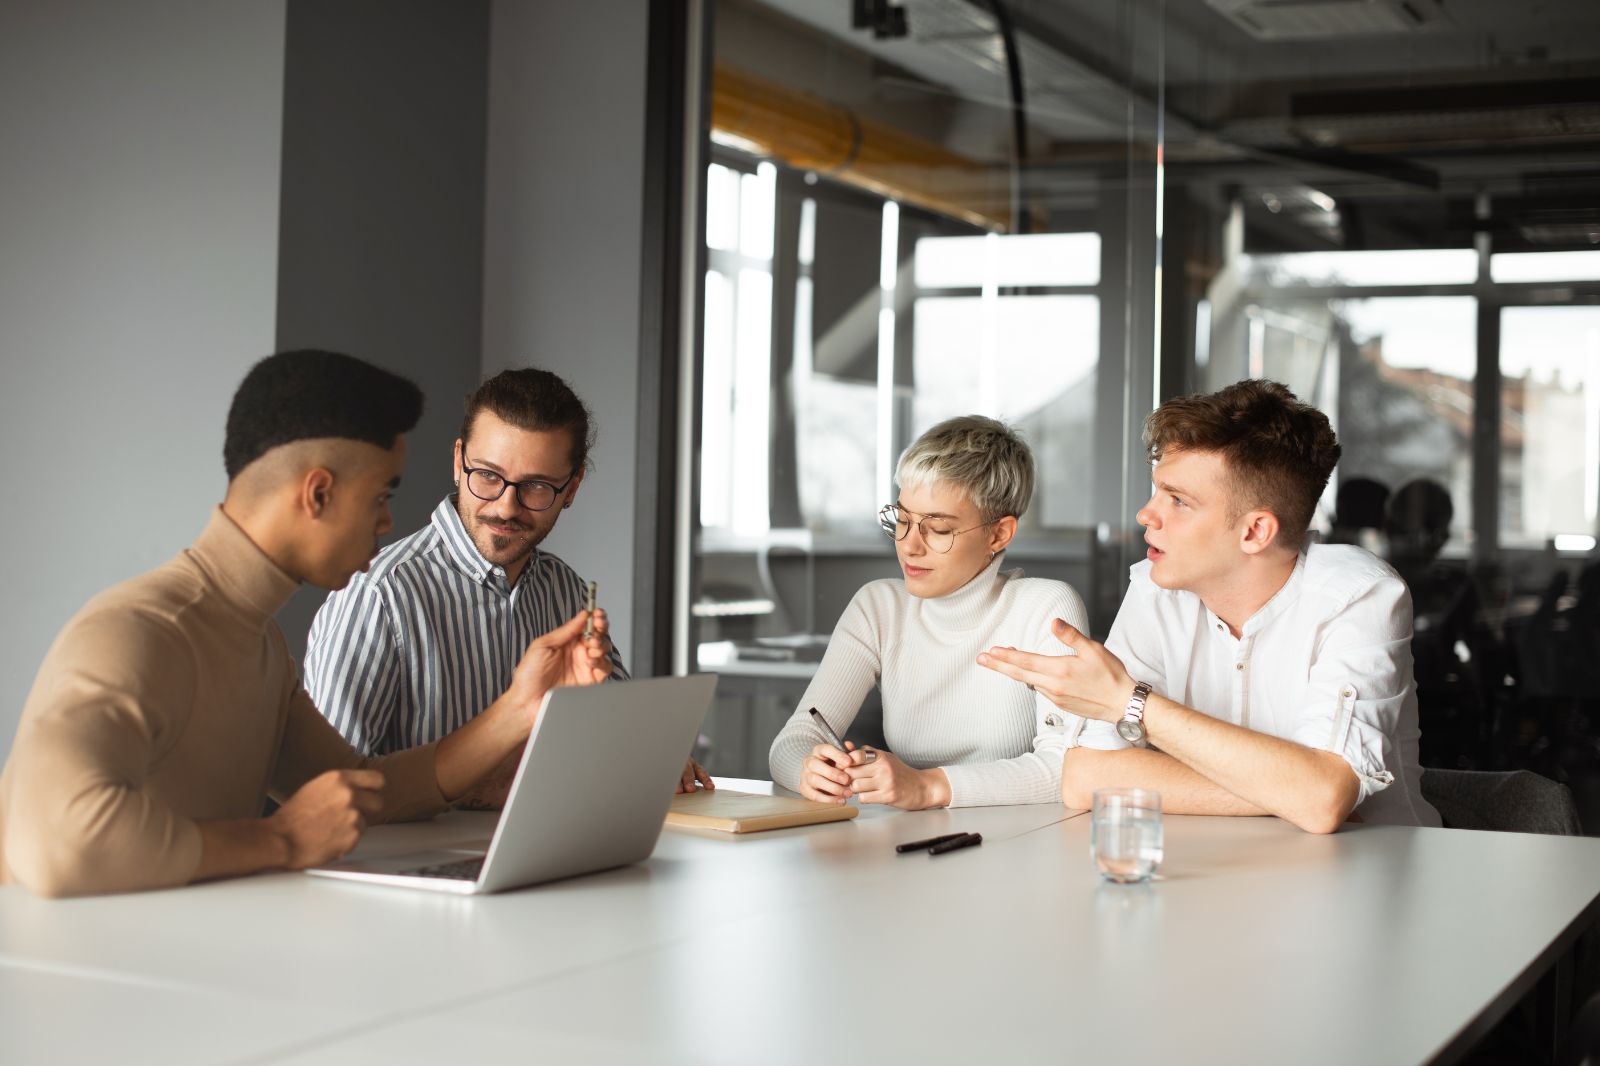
[482,0,651,673]
[0,1,287,760]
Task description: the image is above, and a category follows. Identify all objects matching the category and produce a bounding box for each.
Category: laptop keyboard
[399,856,485,881]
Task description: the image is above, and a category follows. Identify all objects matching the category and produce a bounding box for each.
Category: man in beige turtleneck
[0,350,612,897]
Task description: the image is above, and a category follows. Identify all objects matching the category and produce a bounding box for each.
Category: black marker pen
[895,833,968,854]
[928,832,983,856]
[807,707,876,762]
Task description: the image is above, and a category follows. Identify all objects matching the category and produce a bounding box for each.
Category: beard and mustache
[462,507,545,564]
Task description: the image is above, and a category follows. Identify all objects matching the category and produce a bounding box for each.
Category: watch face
[1117,717,1146,744]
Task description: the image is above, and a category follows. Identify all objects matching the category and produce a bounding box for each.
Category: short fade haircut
[460,368,595,472]
[223,350,424,479]
[1145,379,1340,550]
[895,415,1035,520]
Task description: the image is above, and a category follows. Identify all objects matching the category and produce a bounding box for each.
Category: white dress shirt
[1077,544,1440,827]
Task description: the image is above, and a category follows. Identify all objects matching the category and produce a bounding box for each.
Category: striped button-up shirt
[304,496,627,755]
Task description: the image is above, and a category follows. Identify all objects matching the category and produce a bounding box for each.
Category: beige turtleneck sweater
[768,556,1090,806]
[0,508,446,897]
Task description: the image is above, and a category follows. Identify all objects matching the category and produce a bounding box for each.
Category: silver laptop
[306,674,717,894]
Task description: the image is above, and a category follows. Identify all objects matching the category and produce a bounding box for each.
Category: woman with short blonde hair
[768,415,1089,808]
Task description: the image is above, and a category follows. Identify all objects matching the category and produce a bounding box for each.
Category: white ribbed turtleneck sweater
[767,555,1089,807]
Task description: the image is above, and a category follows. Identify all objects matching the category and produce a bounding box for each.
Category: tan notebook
[665,789,859,833]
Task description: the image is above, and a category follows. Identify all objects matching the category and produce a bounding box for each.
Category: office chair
[1421,768,1582,835]
[1560,989,1600,1066]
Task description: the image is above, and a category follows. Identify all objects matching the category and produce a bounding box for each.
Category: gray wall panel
[482,0,651,673]
[272,0,492,659]
[0,0,288,761]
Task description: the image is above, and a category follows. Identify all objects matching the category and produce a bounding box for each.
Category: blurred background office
[3,0,1600,828]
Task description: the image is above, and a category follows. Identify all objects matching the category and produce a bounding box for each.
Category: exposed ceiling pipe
[711,62,1009,230]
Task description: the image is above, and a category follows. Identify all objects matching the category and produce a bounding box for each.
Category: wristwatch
[1117,681,1153,745]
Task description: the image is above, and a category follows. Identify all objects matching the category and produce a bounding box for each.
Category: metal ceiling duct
[1203,0,1450,40]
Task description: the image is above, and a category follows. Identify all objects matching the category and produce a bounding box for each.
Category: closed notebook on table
[665,789,858,833]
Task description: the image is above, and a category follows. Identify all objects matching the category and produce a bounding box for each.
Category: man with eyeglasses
[0,351,611,897]
[305,368,711,807]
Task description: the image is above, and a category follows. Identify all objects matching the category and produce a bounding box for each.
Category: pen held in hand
[583,580,597,639]
[806,706,877,763]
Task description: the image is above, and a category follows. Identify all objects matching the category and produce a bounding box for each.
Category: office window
[1492,251,1600,285]
[1500,306,1600,548]
[1337,296,1477,548]
[1208,264,1478,547]
[1243,249,1479,288]
[915,284,1100,524]
[701,161,777,536]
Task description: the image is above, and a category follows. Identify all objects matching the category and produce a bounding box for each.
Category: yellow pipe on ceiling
[711,63,1010,232]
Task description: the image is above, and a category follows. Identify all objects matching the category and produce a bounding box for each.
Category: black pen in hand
[807,707,877,764]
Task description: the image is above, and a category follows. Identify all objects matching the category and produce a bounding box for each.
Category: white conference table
[1,780,1598,1065]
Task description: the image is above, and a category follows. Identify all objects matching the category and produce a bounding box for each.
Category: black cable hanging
[979,0,1030,234]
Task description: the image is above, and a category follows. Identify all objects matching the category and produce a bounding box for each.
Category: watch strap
[1117,681,1153,746]
[1124,680,1153,721]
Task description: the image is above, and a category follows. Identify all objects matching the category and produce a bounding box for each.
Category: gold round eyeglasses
[878,504,1001,554]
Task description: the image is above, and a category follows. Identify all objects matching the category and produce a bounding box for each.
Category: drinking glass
[1090,788,1163,883]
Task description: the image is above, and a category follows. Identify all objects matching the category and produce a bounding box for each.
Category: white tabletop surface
[2,780,1597,1065]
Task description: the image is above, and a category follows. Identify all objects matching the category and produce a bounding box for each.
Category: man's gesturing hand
[977,619,1135,723]
[268,769,385,869]
[577,606,614,685]
[504,611,610,717]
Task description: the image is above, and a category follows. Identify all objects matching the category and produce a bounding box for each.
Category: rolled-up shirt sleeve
[1287,577,1411,805]
[1073,718,1129,752]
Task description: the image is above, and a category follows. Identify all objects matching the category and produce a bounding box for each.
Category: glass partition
[679,0,1600,831]
[1157,0,1600,809]
[685,0,1163,776]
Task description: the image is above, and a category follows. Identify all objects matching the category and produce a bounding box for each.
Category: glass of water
[1090,788,1163,883]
